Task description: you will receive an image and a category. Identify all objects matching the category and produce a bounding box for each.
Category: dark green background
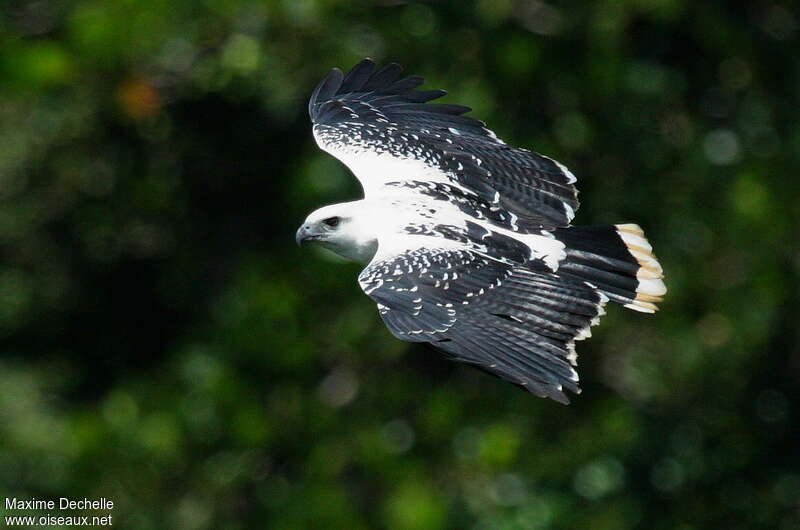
[1,1,798,528]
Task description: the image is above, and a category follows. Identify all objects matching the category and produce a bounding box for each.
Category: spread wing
[358,247,608,403]
[309,59,580,231]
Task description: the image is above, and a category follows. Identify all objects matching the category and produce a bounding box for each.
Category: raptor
[297,59,665,403]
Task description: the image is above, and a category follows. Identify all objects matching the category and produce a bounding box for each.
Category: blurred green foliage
[1,0,799,528]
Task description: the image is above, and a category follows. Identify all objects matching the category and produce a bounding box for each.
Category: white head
[296,200,380,263]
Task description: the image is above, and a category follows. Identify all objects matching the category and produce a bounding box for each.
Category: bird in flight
[297,59,666,403]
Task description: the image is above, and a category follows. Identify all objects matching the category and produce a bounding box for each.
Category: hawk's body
[297,59,665,403]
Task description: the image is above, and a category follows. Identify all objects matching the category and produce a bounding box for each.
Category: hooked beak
[295,224,321,246]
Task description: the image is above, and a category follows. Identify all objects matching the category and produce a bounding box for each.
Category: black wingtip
[340,58,376,93]
[363,61,404,91]
[309,59,483,127]
[308,66,344,117]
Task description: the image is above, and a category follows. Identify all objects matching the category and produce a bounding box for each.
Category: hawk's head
[296,201,379,263]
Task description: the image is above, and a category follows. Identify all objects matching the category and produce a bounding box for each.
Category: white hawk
[296,59,666,403]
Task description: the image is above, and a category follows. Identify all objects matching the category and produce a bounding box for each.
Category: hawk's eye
[322,217,340,228]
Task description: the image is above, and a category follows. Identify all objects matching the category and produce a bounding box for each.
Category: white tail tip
[616,223,666,312]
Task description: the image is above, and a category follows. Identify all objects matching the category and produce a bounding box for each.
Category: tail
[553,224,666,313]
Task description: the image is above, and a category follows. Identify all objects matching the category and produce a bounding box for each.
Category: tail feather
[554,224,666,313]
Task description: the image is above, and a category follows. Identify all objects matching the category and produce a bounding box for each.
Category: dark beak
[296,225,309,246]
[296,224,319,246]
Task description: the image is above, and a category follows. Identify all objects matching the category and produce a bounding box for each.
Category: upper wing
[309,59,579,230]
[358,247,607,403]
